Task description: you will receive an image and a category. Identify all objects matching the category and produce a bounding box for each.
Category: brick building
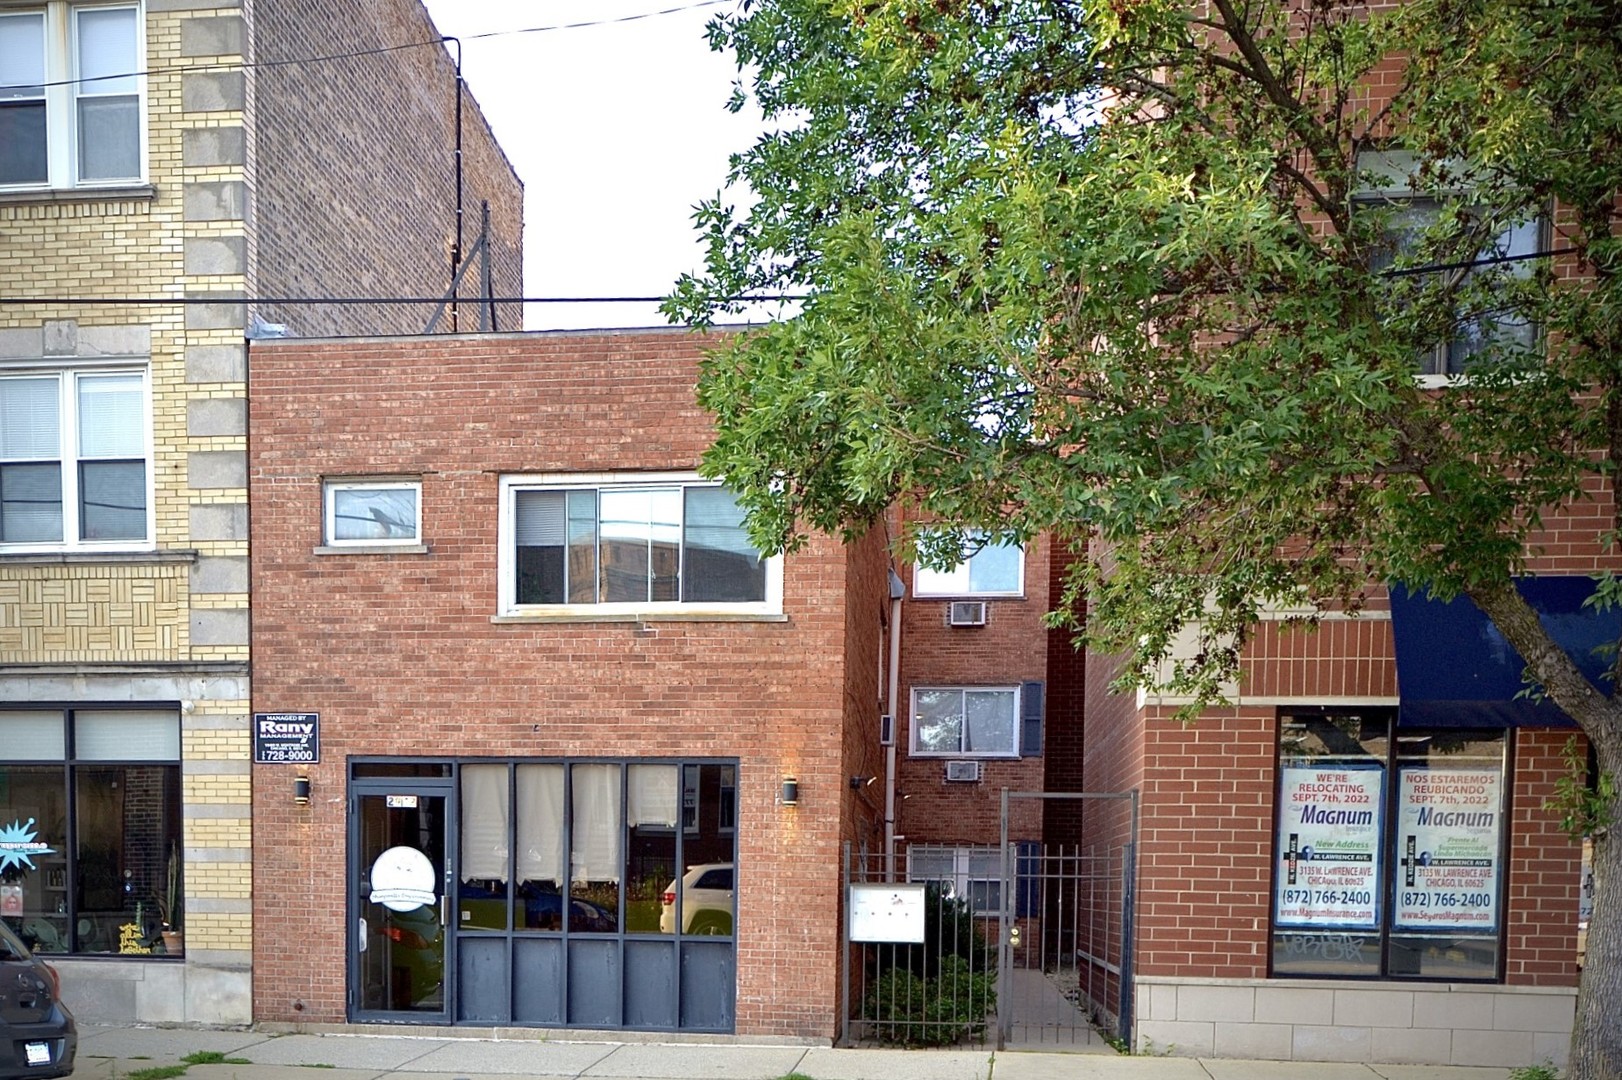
[247,330,887,1035]
[0,0,520,1025]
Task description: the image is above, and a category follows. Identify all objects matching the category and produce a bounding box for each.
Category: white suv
[659,863,734,934]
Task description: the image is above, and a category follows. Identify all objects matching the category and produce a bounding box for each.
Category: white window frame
[0,1,148,192]
[0,361,153,552]
[912,532,1024,598]
[322,477,422,548]
[496,470,784,619]
[1355,151,1543,387]
[908,685,1021,758]
[906,845,1002,915]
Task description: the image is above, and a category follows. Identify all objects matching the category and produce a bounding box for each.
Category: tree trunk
[1568,741,1621,1079]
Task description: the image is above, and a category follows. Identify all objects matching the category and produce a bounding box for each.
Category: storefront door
[351,783,452,1022]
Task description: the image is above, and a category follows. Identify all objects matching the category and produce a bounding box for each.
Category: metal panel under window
[74,710,179,760]
[0,711,65,759]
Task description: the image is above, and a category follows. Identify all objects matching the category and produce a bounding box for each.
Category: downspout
[441,35,465,333]
[885,568,905,880]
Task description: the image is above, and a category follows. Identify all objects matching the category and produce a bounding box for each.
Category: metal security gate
[838,789,1137,1050]
[997,791,1138,1051]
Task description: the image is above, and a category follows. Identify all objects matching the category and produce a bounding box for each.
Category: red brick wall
[247,330,874,1037]
[894,514,1050,846]
[1506,729,1586,985]
[253,0,523,337]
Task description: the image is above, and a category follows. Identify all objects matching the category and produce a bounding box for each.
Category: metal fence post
[840,841,851,1046]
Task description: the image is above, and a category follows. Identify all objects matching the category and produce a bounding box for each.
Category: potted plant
[158,842,183,954]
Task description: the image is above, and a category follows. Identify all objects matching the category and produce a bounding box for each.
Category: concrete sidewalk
[66,1025,1525,1080]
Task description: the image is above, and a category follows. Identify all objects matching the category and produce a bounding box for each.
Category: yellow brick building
[0,0,520,1024]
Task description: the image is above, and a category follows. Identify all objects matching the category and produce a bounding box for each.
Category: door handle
[358,917,368,953]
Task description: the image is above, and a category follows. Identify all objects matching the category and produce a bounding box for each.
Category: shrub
[866,955,996,1046]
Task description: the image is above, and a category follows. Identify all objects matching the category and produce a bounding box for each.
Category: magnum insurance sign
[1276,763,1383,928]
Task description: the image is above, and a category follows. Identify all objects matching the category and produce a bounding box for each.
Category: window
[913,533,1023,597]
[1357,151,1541,378]
[0,707,183,957]
[907,845,1002,914]
[910,686,1020,757]
[498,473,781,616]
[0,3,143,190]
[0,366,150,549]
[450,759,738,938]
[323,478,421,546]
[1272,710,1507,981]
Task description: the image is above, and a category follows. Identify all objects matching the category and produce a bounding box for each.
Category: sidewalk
[67,1025,1523,1080]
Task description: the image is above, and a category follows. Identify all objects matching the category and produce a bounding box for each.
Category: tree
[666,0,1622,1073]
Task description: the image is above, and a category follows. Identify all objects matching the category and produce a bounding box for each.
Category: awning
[1388,577,1618,728]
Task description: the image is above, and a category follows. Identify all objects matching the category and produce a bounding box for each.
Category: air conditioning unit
[948,600,987,627]
[879,714,895,747]
[944,760,982,783]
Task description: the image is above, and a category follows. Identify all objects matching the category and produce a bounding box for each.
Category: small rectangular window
[906,845,1002,914]
[913,533,1024,597]
[910,686,1020,757]
[323,479,421,546]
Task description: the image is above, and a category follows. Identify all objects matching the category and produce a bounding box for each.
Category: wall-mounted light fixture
[293,775,312,806]
[850,775,876,791]
[780,776,799,807]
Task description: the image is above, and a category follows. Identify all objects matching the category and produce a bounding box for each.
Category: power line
[0,295,803,306]
[0,0,735,94]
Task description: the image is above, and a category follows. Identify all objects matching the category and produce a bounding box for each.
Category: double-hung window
[0,3,144,190]
[1357,151,1542,378]
[907,845,1003,914]
[913,532,1023,597]
[498,472,781,616]
[0,366,151,549]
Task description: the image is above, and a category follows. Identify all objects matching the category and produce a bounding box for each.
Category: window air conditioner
[944,760,982,783]
[948,600,987,627]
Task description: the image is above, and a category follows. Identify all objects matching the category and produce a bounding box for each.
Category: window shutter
[1015,840,1041,918]
[514,490,566,546]
[1020,680,1044,756]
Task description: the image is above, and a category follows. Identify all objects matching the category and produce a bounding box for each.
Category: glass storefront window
[0,708,183,958]
[1272,711,1505,980]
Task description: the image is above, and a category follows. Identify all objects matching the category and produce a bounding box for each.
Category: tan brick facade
[0,0,520,1026]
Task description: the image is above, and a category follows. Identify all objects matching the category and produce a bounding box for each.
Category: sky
[418,0,772,332]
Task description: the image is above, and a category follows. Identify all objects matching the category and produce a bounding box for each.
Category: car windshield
[0,920,31,961]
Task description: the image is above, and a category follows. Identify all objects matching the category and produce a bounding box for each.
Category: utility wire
[0,246,1583,306]
[0,0,734,93]
[0,295,803,306]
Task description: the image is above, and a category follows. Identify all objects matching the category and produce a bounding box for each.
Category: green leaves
[671,0,1622,715]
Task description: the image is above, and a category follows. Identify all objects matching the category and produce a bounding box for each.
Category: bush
[866,955,996,1046]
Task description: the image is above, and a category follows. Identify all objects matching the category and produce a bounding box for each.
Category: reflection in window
[0,708,182,958]
[570,764,621,932]
[459,765,509,931]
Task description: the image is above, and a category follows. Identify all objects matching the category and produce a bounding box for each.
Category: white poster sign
[849,883,927,943]
[1276,763,1383,928]
[1395,765,1502,932]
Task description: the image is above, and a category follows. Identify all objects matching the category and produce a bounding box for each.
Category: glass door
[351,785,451,1021]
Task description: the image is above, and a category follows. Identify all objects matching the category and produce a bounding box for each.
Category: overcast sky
[418,0,772,331]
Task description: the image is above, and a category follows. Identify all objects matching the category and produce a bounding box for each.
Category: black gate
[838,789,1137,1051]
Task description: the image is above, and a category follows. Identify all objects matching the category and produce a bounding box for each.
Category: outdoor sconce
[293,775,312,806]
[781,776,799,807]
[850,775,876,791]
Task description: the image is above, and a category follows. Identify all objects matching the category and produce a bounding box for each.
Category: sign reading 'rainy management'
[253,712,320,764]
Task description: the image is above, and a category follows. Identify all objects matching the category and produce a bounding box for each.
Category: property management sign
[253,712,320,764]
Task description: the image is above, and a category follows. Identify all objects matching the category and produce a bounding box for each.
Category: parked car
[0,920,75,1080]
[659,864,734,935]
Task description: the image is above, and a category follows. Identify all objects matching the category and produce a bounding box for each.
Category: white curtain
[516,764,565,884]
[570,763,622,883]
[460,765,509,882]
[627,764,678,828]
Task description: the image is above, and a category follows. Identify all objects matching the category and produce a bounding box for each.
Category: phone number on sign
[1280,889,1373,906]
[1402,891,1492,909]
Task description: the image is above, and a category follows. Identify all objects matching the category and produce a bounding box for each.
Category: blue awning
[1388,577,1618,728]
